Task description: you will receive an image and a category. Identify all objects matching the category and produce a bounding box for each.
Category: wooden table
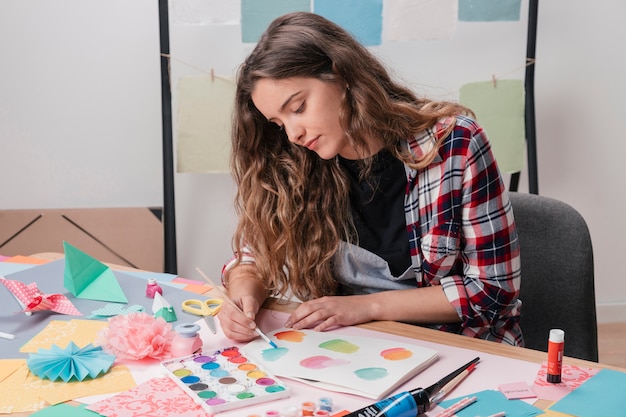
[12,253,623,415]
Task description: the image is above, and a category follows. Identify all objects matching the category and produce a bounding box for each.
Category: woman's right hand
[218,264,268,343]
[218,294,261,343]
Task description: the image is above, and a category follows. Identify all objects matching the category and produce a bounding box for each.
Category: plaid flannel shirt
[406,115,522,346]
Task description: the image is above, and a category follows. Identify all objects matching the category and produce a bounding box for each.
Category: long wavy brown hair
[230,12,471,301]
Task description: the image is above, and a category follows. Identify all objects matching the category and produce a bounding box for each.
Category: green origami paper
[152,292,177,322]
[87,303,144,319]
[63,241,128,303]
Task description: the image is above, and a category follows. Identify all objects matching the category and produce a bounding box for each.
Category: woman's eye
[294,102,305,114]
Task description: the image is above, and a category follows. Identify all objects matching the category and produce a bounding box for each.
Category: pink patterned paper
[532,361,600,401]
[86,376,209,417]
[0,278,81,315]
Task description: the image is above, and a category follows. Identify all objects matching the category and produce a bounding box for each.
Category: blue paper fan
[27,342,115,382]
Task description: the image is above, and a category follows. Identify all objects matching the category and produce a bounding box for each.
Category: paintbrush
[195,267,278,348]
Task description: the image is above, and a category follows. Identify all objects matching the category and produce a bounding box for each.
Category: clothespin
[211,68,215,82]
[492,74,497,88]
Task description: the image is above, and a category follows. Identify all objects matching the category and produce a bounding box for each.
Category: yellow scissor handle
[181,298,223,316]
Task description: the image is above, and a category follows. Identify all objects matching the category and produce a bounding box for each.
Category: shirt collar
[406,116,455,166]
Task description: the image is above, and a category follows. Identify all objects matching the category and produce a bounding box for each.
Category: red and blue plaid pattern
[405,115,522,346]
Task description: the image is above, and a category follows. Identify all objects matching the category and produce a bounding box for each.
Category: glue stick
[547,329,565,383]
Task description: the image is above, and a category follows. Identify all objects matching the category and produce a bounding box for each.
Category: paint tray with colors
[160,346,290,413]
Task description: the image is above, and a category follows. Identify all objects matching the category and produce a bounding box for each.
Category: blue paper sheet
[438,389,543,417]
[550,368,626,417]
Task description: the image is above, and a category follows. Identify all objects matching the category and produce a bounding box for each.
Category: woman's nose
[285,122,304,144]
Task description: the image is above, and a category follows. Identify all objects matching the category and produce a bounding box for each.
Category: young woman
[220,12,523,346]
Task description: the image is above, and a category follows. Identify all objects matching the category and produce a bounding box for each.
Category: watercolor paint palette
[160,346,290,414]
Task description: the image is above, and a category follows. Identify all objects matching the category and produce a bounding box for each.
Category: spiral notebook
[244,327,439,400]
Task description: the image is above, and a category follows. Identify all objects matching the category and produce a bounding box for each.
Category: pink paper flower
[96,312,176,360]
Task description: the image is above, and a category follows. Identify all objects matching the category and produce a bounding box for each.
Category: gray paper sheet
[0,259,198,359]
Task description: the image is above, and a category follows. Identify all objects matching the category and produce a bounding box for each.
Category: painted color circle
[218,376,237,385]
[165,362,184,372]
[221,348,240,358]
[247,370,266,378]
[266,385,286,393]
[189,383,209,391]
[173,368,192,377]
[210,369,229,378]
[198,390,217,398]
[201,362,220,370]
[229,356,248,364]
[318,339,359,354]
[354,367,389,380]
[255,377,275,386]
[180,375,201,384]
[380,347,413,360]
[194,355,215,363]
[206,398,227,406]
[227,384,246,393]
[237,392,256,399]
[274,330,306,342]
[238,363,256,371]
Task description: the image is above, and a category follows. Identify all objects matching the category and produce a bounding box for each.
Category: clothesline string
[160,53,233,82]
[161,52,536,89]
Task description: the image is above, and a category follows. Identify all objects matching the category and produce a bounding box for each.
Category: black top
[338,150,412,277]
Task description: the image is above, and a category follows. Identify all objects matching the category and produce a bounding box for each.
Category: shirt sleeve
[221,246,256,286]
[435,118,522,345]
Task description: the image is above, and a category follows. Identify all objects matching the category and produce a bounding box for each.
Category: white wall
[532,0,626,323]
[0,1,163,208]
[1,1,624,322]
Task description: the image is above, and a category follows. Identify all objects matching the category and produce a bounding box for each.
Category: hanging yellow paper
[460,80,526,174]
[176,76,235,173]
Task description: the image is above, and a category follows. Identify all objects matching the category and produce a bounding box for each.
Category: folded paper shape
[88,303,144,319]
[27,342,115,382]
[63,241,128,303]
[152,292,177,322]
[0,278,82,315]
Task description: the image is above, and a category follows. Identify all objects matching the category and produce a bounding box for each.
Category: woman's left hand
[283,287,460,332]
[284,295,374,332]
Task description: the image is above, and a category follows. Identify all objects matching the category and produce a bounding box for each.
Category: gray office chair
[508,192,598,362]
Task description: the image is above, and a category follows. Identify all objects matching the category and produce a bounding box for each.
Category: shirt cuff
[221,253,256,287]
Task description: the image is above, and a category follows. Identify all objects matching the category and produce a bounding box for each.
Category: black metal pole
[158,0,177,273]
[525,0,539,194]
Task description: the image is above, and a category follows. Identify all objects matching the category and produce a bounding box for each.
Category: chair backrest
[508,192,598,362]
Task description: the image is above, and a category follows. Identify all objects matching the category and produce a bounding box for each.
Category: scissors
[181,298,223,334]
